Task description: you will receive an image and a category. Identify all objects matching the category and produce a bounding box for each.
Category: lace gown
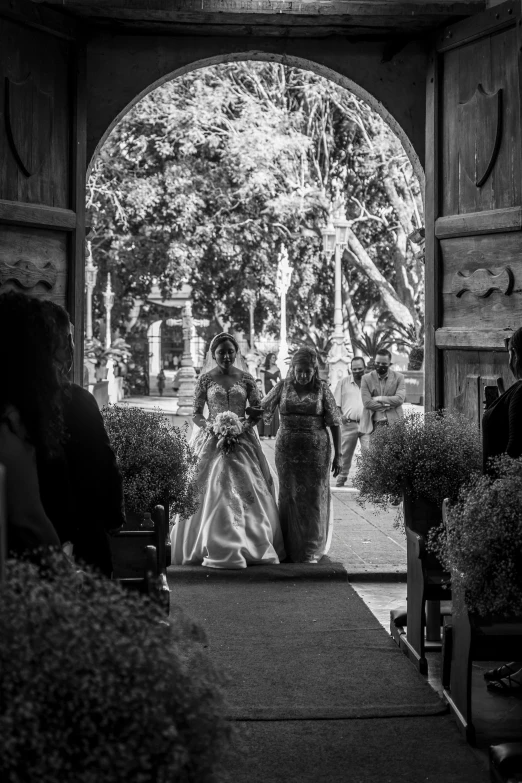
[262,379,342,563]
[171,372,285,569]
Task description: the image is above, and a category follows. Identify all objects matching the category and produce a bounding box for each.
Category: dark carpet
[219,717,489,783]
[167,564,445,720]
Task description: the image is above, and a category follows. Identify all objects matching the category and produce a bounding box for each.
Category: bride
[171,332,285,568]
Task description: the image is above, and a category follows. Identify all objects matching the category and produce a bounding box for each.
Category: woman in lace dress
[171,333,285,569]
[261,348,342,563]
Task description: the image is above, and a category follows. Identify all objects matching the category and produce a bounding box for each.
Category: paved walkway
[122,396,407,577]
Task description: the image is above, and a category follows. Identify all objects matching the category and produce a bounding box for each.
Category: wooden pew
[443,586,522,744]
[110,505,170,613]
[393,493,451,674]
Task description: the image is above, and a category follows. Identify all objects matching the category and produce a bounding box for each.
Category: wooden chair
[393,494,451,674]
[443,589,522,745]
[110,504,170,614]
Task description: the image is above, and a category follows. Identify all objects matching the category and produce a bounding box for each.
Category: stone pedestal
[176,302,197,416]
[176,363,197,416]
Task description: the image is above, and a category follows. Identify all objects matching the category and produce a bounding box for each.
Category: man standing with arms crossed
[333,356,370,488]
[360,349,406,437]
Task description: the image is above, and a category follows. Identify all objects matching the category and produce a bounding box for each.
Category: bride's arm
[192,375,209,429]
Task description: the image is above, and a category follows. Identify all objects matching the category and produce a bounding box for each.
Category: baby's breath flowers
[102,405,199,518]
[430,455,522,617]
[354,410,482,521]
[0,555,230,782]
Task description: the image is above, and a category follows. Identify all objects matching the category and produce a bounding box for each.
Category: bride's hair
[210,332,239,356]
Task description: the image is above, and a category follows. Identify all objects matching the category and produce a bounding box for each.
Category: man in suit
[360,349,406,435]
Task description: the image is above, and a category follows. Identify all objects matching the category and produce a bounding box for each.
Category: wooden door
[0,1,86,382]
[425,0,522,424]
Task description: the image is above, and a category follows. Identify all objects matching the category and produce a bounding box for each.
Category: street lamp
[103,274,114,351]
[322,206,351,386]
[85,241,98,341]
[275,245,293,379]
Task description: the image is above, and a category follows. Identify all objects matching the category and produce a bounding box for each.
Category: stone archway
[86,42,426,192]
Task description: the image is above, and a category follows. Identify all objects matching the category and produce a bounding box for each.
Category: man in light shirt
[360,349,406,435]
[333,356,370,488]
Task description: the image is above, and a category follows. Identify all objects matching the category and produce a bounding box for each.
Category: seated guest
[0,291,61,557]
[482,326,522,693]
[39,301,125,577]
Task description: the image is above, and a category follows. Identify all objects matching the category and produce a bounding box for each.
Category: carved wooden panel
[443,350,514,429]
[0,225,67,304]
[0,18,71,208]
[441,232,522,331]
[440,20,521,217]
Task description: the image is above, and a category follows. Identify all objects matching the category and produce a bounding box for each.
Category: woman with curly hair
[258,347,342,563]
[0,291,62,557]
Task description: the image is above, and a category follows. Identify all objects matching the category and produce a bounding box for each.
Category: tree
[87,62,424,355]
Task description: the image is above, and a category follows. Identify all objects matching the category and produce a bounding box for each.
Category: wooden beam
[0,200,77,230]
[435,327,513,349]
[0,0,77,39]
[424,48,442,412]
[39,0,485,18]
[435,206,522,239]
[68,37,87,385]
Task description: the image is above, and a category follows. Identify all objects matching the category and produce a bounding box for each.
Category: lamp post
[275,245,293,379]
[322,206,351,387]
[103,274,114,351]
[85,241,97,342]
[176,300,197,417]
[103,274,117,402]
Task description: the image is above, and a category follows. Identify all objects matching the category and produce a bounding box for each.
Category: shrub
[430,456,522,617]
[353,410,482,516]
[0,555,231,783]
[102,405,199,517]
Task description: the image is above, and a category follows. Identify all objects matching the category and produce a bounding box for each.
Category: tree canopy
[87,62,424,351]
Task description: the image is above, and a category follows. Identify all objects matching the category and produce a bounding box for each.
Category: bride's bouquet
[211,411,244,454]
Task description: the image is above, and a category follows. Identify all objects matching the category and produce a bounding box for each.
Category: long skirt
[275,414,333,563]
[171,428,285,569]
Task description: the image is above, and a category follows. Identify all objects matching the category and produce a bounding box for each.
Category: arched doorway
[86,57,425,403]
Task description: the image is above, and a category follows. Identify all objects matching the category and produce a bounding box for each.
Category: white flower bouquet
[211,411,244,454]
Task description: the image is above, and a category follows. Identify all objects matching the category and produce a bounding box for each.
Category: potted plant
[431,455,522,618]
[102,405,199,529]
[353,410,482,532]
[0,555,230,782]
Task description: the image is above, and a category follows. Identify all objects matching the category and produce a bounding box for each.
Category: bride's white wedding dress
[171,372,285,568]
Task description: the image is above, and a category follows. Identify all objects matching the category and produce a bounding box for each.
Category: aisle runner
[167,562,445,720]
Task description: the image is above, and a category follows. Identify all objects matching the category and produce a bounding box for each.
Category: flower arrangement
[353,410,482,518]
[211,411,244,454]
[102,405,199,518]
[430,456,522,617]
[0,555,230,782]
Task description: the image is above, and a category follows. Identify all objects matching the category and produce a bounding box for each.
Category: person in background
[39,301,125,577]
[261,353,281,439]
[0,291,62,558]
[157,368,166,397]
[333,356,371,487]
[481,326,522,694]
[360,349,405,436]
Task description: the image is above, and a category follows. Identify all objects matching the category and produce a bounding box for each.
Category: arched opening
[86,56,425,405]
